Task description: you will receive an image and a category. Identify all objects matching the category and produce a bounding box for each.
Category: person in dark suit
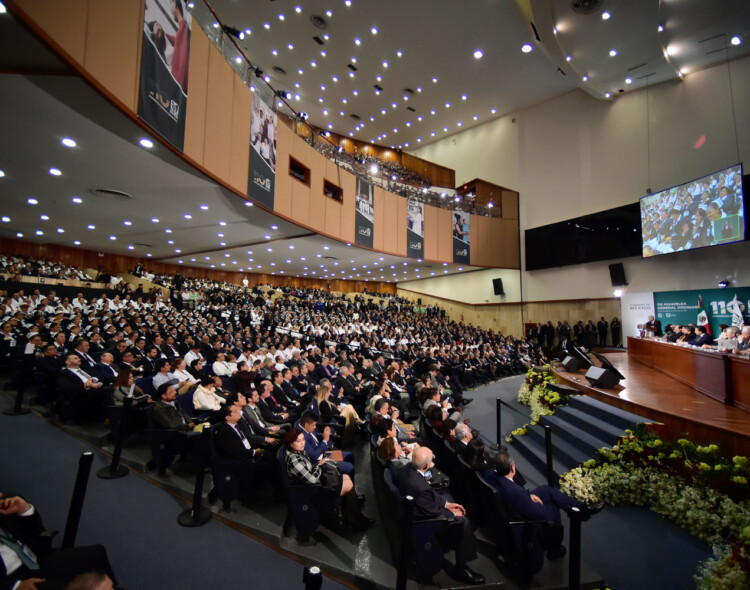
[244,389,289,436]
[257,381,293,425]
[597,317,608,347]
[484,452,602,558]
[313,357,334,382]
[299,411,355,479]
[0,491,118,589]
[92,352,119,386]
[71,339,97,372]
[226,392,282,453]
[643,315,663,337]
[57,354,108,423]
[396,447,485,585]
[36,344,62,399]
[689,325,713,348]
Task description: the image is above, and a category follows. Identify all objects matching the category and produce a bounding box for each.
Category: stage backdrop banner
[620,291,655,345]
[137,0,191,151]
[355,177,374,248]
[248,94,276,209]
[407,198,424,258]
[653,287,750,336]
[453,211,470,263]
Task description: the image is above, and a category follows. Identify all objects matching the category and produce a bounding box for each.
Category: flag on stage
[731,294,745,329]
[697,295,712,336]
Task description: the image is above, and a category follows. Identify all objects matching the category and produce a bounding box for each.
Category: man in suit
[689,325,713,348]
[396,447,485,585]
[93,352,119,386]
[597,317,608,347]
[485,452,602,558]
[643,315,663,337]
[0,491,119,589]
[36,344,62,399]
[71,339,97,372]
[312,356,334,382]
[152,381,204,462]
[244,389,288,435]
[57,354,108,423]
[227,392,282,452]
[299,411,355,479]
[257,380,294,425]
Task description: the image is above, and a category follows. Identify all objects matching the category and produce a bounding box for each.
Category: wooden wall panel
[228,76,252,193]
[396,197,407,256]
[339,166,356,244]
[498,218,520,268]
[423,204,439,261]
[324,193,342,237]
[273,120,293,217]
[202,45,234,181]
[308,151,327,233]
[502,190,519,219]
[16,0,89,65]
[437,208,453,262]
[292,134,311,167]
[372,187,385,251]
[382,192,399,255]
[83,0,142,112]
[291,180,310,226]
[470,216,519,269]
[183,26,209,165]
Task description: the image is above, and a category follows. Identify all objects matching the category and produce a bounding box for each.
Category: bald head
[412,447,434,471]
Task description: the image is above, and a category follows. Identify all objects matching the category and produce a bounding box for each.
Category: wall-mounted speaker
[492,278,505,295]
[609,263,627,287]
[584,366,620,389]
[417,298,422,305]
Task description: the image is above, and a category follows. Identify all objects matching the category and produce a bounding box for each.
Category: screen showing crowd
[640,164,744,257]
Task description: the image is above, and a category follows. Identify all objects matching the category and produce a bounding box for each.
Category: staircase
[510,394,651,487]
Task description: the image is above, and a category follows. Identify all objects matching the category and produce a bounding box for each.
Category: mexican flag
[697,295,712,336]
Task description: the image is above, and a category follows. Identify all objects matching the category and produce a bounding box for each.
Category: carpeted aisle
[0,395,349,590]
[464,376,711,590]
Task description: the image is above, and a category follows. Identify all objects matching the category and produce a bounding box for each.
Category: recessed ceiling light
[87,224,95,230]
[582,75,589,82]
[326,10,332,17]
[491,108,497,114]
[16,232,22,238]
[123,220,132,225]
[49,168,62,176]
[473,49,483,59]
[657,25,664,32]
[601,11,611,20]
[0,170,4,178]
[432,77,438,83]
[128,245,134,250]
[278,13,285,20]
[72,197,82,204]
[272,49,278,56]
[263,23,270,29]
[36,230,43,236]
[354,38,361,45]
[473,115,478,120]
[147,253,152,257]
[295,6,302,13]
[396,50,403,57]
[1,216,9,222]
[27,198,38,205]
[609,49,617,57]
[445,102,451,108]
[382,61,388,68]
[200,204,208,210]
[165,228,172,233]
[566,55,572,62]
[219,220,227,226]
[139,138,154,148]
[625,77,632,84]
[167,239,174,244]
[73,240,80,245]
[40,214,50,220]
[151,217,159,223]
[332,75,338,82]
[605,92,611,98]
[371,27,378,35]
[287,43,294,50]
[61,137,76,147]
[731,36,742,46]
[234,57,242,64]
[430,110,436,115]
[109,235,116,240]
[521,43,533,53]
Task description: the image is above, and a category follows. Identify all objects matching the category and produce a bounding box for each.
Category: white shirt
[0,505,36,577]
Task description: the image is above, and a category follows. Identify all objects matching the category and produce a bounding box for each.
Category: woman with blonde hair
[314,384,363,442]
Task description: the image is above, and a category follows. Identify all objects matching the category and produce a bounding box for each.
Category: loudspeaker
[417,298,422,305]
[492,278,505,295]
[561,356,583,372]
[584,366,621,389]
[609,263,627,287]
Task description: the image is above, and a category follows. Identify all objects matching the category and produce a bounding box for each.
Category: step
[568,395,652,430]
[518,424,595,475]
[553,405,628,446]
[539,414,613,459]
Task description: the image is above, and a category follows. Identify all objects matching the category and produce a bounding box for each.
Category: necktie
[0,527,40,571]
[233,424,250,449]
[76,368,92,381]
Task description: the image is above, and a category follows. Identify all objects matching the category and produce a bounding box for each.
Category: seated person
[192,376,226,419]
[372,398,418,443]
[438,419,457,444]
[733,326,750,355]
[374,416,418,459]
[284,428,373,530]
[0,491,119,589]
[396,447,485,585]
[152,381,207,463]
[689,325,713,348]
[313,384,364,443]
[298,411,356,480]
[485,451,603,558]
[168,357,198,395]
[376,436,412,474]
[57,353,109,423]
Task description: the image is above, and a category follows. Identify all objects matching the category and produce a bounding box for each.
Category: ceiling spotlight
[298,111,309,120]
[371,27,378,34]
[222,25,245,40]
[1,216,9,222]
[582,75,589,82]
[139,138,154,148]
[473,49,484,59]
[27,198,38,205]
[295,6,302,13]
[521,43,533,53]
[625,77,632,84]
[731,36,742,46]
[605,92,611,98]
[396,50,403,57]
[658,25,664,32]
[601,11,611,20]
[370,164,378,174]
[61,137,76,147]
[354,38,361,45]
[609,48,617,57]
[382,61,388,68]
[566,55,572,62]
[49,168,62,176]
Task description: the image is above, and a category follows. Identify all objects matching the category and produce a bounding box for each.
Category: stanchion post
[177,427,212,527]
[97,397,132,479]
[396,496,414,590]
[302,565,323,590]
[495,398,502,446]
[543,424,555,487]
[568,506,582,590]
[62,451,94,549]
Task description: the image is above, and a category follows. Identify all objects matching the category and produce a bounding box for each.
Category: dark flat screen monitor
[640,164,744,258]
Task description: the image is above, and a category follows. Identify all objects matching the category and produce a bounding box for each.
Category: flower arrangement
[558,424,750,588]
[508,366,568,442]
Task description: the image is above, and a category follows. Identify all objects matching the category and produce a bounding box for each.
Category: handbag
[319,460,342,491]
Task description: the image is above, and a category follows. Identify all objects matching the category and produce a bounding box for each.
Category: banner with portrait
[248,94,277,210]
[407,197,424,258]
[452,211,471,263]
[620,291,655,344]
[653,287,750,337]
[355,177,374,248]
[137,0,191,151]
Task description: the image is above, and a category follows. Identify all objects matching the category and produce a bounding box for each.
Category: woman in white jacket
[193,376,226,414]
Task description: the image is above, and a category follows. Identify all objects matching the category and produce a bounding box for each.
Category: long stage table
[552,348,750,457]
[628,337,750,412]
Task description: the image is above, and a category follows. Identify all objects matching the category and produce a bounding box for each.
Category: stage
[552,347,750,457]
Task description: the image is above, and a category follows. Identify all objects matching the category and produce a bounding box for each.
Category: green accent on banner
[653,287,750,335]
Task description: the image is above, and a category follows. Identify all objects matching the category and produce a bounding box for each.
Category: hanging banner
[620,291,655,345]
[137,0,191,151]
[653,287,750,337]
[248,94,277,209]
[407,198,425,258]
[452,211,471,263]
[355,177,374,248]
